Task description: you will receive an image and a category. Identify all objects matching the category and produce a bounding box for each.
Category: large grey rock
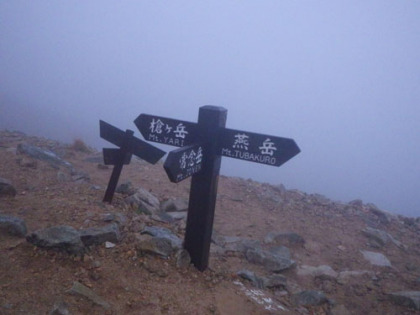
[135,235,174,257]
[362,227,405,249]
[245,246,295,272]
[141,226,182,250]
[68,281,110,310]
[264,231,305,247]
[297,265,338,279]
[49,301,70,315]
[388,291,420,310]
[80,223,120,247]
[337,270,375,285]
[160,198,189,212]
[26,225,84,255]
[211,234,261,253]
[0,178,17,197]
[16,143,72,168]
[292,290,328,306]
[0,215,27,237]
[360,250,392,267]
[115,182,136,195]
[237,270,287,289]
[263,274,287,289]
[125,188,160,215]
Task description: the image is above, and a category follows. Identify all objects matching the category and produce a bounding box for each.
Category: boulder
[125,188,160,215]
[362,227,405,249]
[245,246,295,272]
[68,281,110,310]
[26,225,84,255]
[360,250,392,267]
[135,235,174,257]
[141,226,182,250]
[388,291,420,310]
[16,143,72,168]
[264,231,305,247]
[0,178,17,197]
[80,223,120,247]
[160,198,189,212]
[297,265,338,279]
[292,290,328,306]
[0,215,27,237]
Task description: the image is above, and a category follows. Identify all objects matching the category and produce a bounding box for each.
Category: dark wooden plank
[183,106,227,271]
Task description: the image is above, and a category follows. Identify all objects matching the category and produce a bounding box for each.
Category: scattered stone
[141,226,182,250]
[166,211,188,221]
[160,198,189,212]
[115,182,136,195]
[245,246,295,272]
[71,171,90,183]
[80,223,120,247]
[68,281,111,310]
[127,188,160,209]
[237,270,264,289]
[264,231,305,247]
[362,227,405,249]
[263,274,287,289]
[360,250,392,267]
[292,290,328,306]
[175,249,191,268]
[297,265,338,279]
[135,234,174,257]
[49,301,70,315]
[0,177,17,197]
[26,225,85,255]
[16,143,72,168]
[0,215,27,237]
[337,270,375,285]
[388,291,420,310]
[211,234,261,254]
[101,212,128,226]
[125,189,161,215]
[18,157,37,168]
[105,241,115,248]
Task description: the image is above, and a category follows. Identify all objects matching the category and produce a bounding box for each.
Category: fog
[1,1,419,217]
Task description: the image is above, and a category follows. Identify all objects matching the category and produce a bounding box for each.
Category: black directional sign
[218,128,300,167]
[99,120,165,203]
[134,114,197,147]
[135,106,300,271]
[100,120,165,164]
[163,143,204,183]
[103,148,132,165]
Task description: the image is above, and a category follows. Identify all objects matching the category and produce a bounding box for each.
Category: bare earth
[0,130,419,315]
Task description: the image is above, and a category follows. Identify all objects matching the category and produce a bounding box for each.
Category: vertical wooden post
[103,129,134,203]
[184,105,227,271]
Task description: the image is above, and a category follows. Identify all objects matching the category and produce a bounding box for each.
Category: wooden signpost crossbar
[135,106,300,270]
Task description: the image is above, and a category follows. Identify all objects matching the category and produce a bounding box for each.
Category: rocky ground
[0,129,419,315]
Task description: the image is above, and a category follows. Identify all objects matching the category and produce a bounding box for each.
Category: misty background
[1,1,419,217]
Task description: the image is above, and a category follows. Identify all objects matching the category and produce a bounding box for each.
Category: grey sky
[1,1,419,216]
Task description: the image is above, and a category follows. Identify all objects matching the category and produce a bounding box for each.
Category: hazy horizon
[1,1,419,217]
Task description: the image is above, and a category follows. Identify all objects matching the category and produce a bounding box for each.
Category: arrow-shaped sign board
[218,128,300,167]
[164,143,204,183]
[100,120,165,164]
[134,114,198,148]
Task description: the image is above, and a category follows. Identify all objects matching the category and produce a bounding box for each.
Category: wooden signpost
[135,106,300,271]
[99,120,165,203]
